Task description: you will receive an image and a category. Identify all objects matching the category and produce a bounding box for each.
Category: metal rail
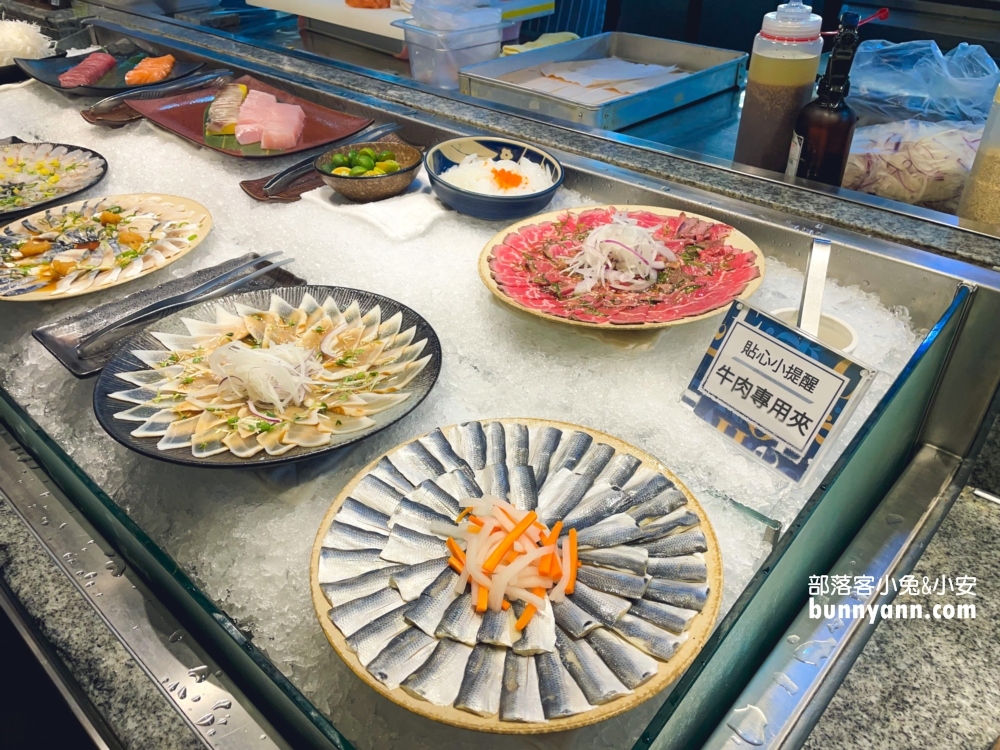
[0,425,288,750]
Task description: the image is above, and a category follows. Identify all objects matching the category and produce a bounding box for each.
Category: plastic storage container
[392,18,504,89]
[959,83,1000,227]
[733,0,822,173]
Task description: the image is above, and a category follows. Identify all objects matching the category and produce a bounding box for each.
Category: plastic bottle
[786,12,860,186]
[959,84,1000,226]
[733,0,823,174]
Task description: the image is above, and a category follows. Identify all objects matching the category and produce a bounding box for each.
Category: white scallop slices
[109,292,432,460]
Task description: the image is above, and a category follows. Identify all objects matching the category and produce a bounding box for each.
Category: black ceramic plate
[93,285,442,468]
[0,139,108,221]
[14,52,204,96]
[0,62,30,85]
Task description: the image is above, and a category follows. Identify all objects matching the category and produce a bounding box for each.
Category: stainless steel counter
[3,10,1000,750]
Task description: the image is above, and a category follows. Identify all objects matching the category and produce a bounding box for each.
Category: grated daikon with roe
[440,154,554,196]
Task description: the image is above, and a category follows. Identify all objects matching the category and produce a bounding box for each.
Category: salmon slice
[124,54,176,86]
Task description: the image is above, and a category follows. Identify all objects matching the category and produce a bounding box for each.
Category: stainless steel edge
[0,575,120,750]
[77,3,1000,244]
[701,444,962,750]
[0,425,291,750]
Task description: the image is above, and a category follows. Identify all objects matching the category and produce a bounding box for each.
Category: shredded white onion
[208,341,323,410]
[563,209,677,295]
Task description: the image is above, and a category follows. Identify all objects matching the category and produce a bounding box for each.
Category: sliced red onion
[247,401,280,423]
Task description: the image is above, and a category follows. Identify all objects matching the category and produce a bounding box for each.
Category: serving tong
[76,252,292,357]
[83,69,236,117]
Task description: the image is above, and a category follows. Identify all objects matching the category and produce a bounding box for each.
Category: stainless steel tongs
[85,70,237,115]
[76,252,292,357]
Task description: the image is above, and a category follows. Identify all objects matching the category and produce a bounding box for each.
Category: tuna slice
[58,52,118,88]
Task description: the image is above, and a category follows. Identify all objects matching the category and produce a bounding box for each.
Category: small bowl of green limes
[314,141,422,203]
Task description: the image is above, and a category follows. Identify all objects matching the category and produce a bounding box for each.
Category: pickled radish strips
[486,206,763,325]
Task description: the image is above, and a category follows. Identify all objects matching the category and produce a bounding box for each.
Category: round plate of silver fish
[310,418,722,733]
[0,192,211,300]
[0,140,108,221]
[93,286,441,467]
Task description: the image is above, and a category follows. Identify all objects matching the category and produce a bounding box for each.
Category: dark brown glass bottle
[786,13,860,187]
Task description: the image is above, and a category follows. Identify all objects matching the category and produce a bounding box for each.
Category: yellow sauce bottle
[734,0,823,173]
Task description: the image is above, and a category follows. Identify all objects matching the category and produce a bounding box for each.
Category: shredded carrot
[501,599,510,611]
[448,556,464,574]
[447,537,466,564]
[483,511,537,573]
[468,516,484,527]
[566,528,578,594]
[538,521,563,577]
[456,507,473,522]
[475,582,489,612]
[502,549,519,565]
[513,586,547,631]
[550,545,563,580]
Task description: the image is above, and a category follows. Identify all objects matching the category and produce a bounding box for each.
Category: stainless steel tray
[459,32,747,130]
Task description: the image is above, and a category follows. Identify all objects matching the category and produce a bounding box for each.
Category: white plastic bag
[842,120,983,213]
[848,40,1000,125]
[411,0,501,30]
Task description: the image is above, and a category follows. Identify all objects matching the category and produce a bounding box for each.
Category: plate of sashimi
[93,286,441,467]
[0,193,211,300]
[311,418,722,732]
[126,75,374,158]
[14,50,204,96]
[480,205,766,329]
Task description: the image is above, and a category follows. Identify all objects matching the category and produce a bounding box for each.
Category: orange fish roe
[491,168,523,190]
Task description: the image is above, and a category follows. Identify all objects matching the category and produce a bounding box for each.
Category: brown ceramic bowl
[314,141,422,203]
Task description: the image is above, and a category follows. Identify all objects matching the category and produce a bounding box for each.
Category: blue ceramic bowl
[424,136,564,221]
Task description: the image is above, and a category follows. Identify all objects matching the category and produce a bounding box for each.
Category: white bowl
[771,307,859,354]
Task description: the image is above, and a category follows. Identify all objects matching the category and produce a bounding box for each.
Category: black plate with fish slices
[310,418,722,733]
[93,285,442,468]
[14,53,204,97]
[0,139,108,221]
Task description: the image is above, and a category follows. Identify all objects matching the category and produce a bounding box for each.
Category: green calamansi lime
[376,160,400,174]
[355,154,375,172]
[348,165,369,177]
[346,149,359,166]
[376,150,396,163]
[330,153,349,169]
[359,147,377,161]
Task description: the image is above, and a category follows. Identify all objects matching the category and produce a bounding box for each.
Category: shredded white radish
[488,544,554,612]
[550,539,573,602]
[0,19,55,67]
[508,586,547,610]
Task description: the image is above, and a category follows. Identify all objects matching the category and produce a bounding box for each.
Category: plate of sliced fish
[310,418,721,732]
[0,140,108,220]
[0,193,211,301]
[93,286,441,467]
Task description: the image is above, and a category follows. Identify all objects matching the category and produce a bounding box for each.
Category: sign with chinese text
[682,302,875,483]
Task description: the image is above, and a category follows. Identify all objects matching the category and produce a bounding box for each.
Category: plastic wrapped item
[842,120,983,213]
[848,40,1000,126]
[411,0,501,31]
